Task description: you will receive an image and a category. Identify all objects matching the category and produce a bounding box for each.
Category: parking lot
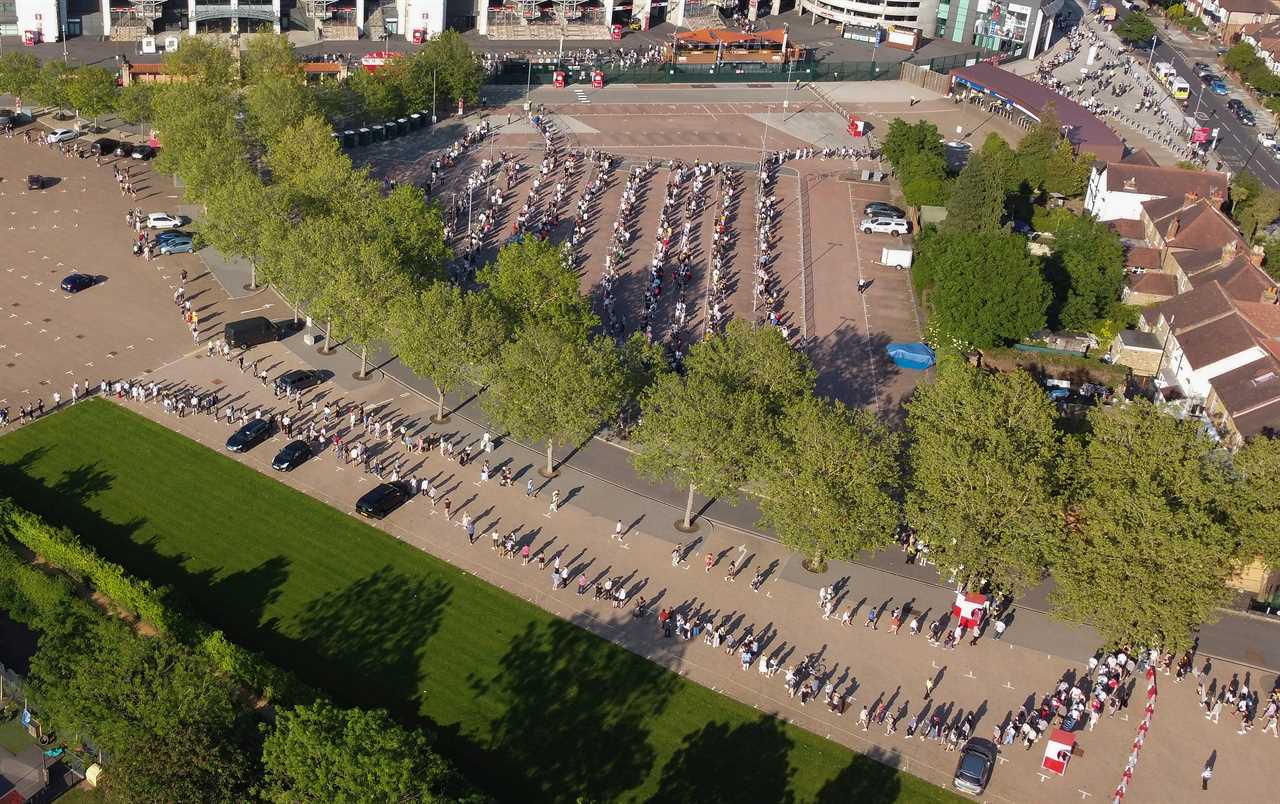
[0,128,235,412]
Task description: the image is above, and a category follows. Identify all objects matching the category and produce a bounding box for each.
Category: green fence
[487,58,905,86]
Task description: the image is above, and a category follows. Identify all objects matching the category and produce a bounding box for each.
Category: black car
[271,440,312,471]
[1200,73,1219,85]
[91,137,118,156]
[864,202,905,219]
[60,273,96,293]
[131,143,155,160]
[1237,108,1257,126]
[1227,98,1245,110]
[27,174,44,190]
[274,369,325,395]
[952,738,997,794]
[356,483,410,519]
[226,418,274,453]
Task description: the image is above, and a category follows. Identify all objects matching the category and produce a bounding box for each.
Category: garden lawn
[0,400,963,804]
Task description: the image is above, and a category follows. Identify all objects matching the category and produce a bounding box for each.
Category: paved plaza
[3,86,1280,804]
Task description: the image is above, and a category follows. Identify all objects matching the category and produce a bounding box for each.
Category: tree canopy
[757,394,901,568]
[1114,12,1156,44]
[914,229,1050,348]
[906,360,1062,595]
[1052,401,1241,651]
[1045,212,1126,330]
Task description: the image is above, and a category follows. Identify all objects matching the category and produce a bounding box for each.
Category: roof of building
[675,28,788,46]
[1147,281,1237,329]
[1127,271,1179,297]
[1210,356,1280,438]
[1104,163,1229,199]
[1143,196,1245,252]
[1117,329,1164,350]
[1237,299,1280,337]
[950,63,1126,162]
[1177,313,1264,368]
[1108,218,1147,239]
[1193,257,1277,303]
[1218,0,1280,15]
[1242,18,1280,43]
[1125,246,1162,270]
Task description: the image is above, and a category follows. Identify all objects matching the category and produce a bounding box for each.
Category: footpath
[95,338,1280,804]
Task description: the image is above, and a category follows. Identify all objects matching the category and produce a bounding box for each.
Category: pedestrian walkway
[87,346,1280,804]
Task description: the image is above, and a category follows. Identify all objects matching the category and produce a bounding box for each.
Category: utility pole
[431,69,437,123]
[1147,35,1158,71]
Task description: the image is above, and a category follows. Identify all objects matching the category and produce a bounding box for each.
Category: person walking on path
[1201,763,1213,791]
[549,489,560,513]
[993,617,1007,640]
[924,677,934,700]
[613,519,623,540]
[672,544,683,567]
[704,552,714,573]
[526,478,535,498]
[858,706,870,731]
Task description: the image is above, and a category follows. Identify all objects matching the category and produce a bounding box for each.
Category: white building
[1084,160,1230,222]
[5,0,66,41]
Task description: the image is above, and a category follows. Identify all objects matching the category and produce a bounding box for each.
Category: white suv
[861,217,910,236]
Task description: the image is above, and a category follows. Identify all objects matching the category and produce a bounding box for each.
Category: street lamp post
[1147,35,1158,71]
[432,69,437,124]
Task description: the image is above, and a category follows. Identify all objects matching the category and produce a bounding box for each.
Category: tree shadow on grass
[281,565,452,712]
[467,615,677,804]
[646,715,797,804]
[812,745,904,804]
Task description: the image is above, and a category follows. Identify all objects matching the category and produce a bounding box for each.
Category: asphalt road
[1113,9,1280,186]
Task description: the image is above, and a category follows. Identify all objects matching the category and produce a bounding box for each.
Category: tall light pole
[431,69,437,123]
[1147,34,1158,71]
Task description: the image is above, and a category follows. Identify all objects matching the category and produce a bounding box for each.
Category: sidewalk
[103,346,1280,804]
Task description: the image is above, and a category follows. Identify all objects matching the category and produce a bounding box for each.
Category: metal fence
[488,59,905,86]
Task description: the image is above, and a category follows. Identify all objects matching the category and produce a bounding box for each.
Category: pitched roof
[1125,246,1162,270]
[1237,299,1280,337]
[1103,163,1229,199]
[1117,329,1164,350]
[1219,0,1280,15]
[1142,196,1246,252]
[1121,149,1161,166]
[1210,356,1280,438]
[1193,258,1277,303]
[1147,281,1237,329]
[1127,271,1178,297]
[1107,218,1146,239]
[1176,313,1264,368]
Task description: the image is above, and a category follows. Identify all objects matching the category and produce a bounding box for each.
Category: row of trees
[0,532,478,803]
[76,31,1280,663]
[0,31,486,136]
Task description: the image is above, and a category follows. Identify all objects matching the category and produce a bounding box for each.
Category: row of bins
[332,110,434,149]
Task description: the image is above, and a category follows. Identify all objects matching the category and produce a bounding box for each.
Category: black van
[224,317,279,349]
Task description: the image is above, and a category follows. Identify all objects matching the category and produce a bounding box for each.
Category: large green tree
[0,52,39,99]
[905,360,1062,595]
[883,118,951,207]
[477,237,591,336]
[943,151,1009,234]
[758,394,901,569]
[66,66,118,127]
[29,608,256,804]
[631,321,814,528]
[260,702,455,803]
[390,282,506,421]
[914,229,1050,348]
[1114,12,1157,44]
[1226,436,1280,575]
[483,318,623,476]
[1046,212,1126,330]
[1052,401,1241,651]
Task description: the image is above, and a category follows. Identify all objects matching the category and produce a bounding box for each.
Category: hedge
[0,497,305,704]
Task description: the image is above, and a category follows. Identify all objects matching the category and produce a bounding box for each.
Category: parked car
[154,229,192,242]
[860,217,910,236]
[226,418,274,453]
[45,128,77,144]
[271,440,312,471]
[1259,131,1277,149]
[864,202,905,219]
[1193,61,1213,77]
[60,273,96,293]
[26,174,44,190]
[953,739,997,794]
[113,142,131,157]
[1199,73,1219,85]
[145,212,185,229]
[158,236,194,255]
[1235,107,1257,126]
[223,316,279,349]
[131,143,154,160]
[1210,79,1229,95]
[274,369,325,395]
[355,482,410,519]
[91,137,118,156]
[0,109,14,127]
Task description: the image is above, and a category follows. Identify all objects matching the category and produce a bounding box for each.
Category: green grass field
[0,401,963,804]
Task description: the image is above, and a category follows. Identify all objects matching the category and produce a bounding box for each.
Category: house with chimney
[1084,159,1230,222]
